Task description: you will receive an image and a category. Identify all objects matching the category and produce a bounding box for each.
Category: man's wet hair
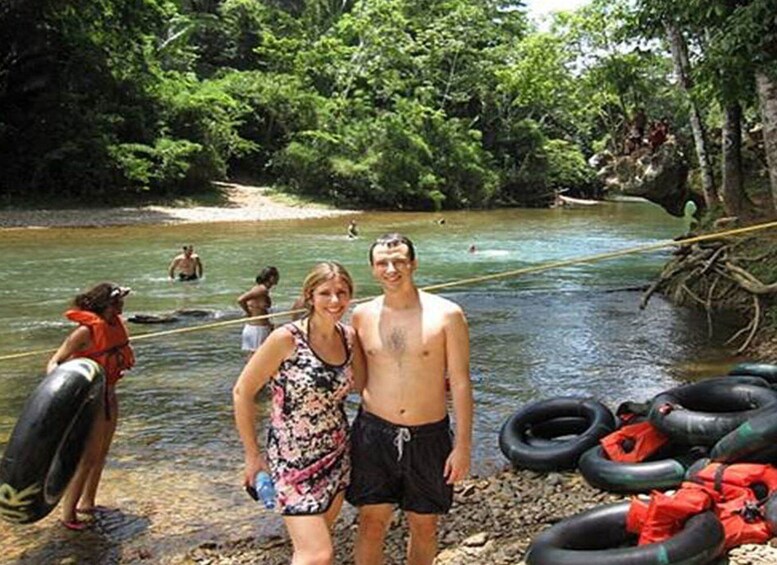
[256,266,279,285]
[368,233,416,265]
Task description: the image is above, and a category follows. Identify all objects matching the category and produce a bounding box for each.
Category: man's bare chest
[364,319,442,359]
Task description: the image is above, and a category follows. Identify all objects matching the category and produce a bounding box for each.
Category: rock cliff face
[593,141,698,217]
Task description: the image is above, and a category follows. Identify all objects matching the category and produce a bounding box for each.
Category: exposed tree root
[642,237,777,353]
[724,296,760,353]
[722,262,777,294]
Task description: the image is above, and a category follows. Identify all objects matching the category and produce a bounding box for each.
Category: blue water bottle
[254,471,276,510]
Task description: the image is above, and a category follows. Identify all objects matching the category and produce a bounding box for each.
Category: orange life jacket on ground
[627,462,777,549]
[686,462,777,548]
[66,309,134,385]
[600,421,669,463]
[627,488,714,545]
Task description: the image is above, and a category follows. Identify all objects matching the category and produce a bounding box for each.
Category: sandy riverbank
[0,183,357,229]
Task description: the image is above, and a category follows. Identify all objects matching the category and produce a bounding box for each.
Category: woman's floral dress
[265,322,353,515]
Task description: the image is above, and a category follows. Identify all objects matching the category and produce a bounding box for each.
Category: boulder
[595,141,697,217]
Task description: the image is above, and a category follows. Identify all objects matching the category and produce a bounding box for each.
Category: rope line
[2,220,776,363]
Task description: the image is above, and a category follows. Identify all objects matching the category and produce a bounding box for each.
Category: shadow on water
[7,509,150,565]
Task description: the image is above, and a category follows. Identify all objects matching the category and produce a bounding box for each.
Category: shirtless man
[237,267,279,356]
[347,233,473,565]
[347,219,359,239]
[168,245,204,281]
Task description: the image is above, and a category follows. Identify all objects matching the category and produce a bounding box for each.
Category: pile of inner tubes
[499,362,777,564]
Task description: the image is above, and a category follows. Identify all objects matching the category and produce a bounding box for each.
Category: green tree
[633,0,777,216]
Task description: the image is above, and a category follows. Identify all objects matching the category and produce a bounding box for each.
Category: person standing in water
[233,262,366,564]
[47,283,135,531]
[237,267,279,357]
[168,245,203,281]
[347,233,473,565]
[347,220,359,239]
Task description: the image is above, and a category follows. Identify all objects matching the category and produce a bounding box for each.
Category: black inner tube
[649,379,777,446]
[525,501,725,565]
[0,359,104,524]
[499,397,615,471]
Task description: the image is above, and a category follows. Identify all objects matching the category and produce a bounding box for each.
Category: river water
[0,203,743,563]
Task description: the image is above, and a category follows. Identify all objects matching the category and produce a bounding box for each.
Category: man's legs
[406,511,439,565]
[354,503,393,565]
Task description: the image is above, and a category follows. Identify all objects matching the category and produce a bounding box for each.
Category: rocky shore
[173,467,777,565]
[181,467,618,565]
[9,463,775,564]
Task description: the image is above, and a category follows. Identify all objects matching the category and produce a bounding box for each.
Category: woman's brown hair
[73,282,128,315]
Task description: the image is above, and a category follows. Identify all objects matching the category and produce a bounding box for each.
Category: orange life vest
[627,462,777,549]
[600,421,669,463]
[626,488,714,545]
[686,462,777,548]
[66,309,134,385]
[686,461,777,496]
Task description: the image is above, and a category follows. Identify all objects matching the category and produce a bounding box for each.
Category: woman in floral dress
[233,261,365,564]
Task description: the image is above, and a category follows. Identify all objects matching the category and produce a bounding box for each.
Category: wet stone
[459,483,477,497]
[462,532,488,547]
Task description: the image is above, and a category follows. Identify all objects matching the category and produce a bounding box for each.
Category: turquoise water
[0,203,740,562]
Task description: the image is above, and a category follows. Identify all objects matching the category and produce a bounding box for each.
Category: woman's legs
[283,492,345,565]
[60,404,109,524]
[79,390,118,510]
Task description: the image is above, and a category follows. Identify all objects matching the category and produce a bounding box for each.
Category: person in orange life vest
[47,282,135,531]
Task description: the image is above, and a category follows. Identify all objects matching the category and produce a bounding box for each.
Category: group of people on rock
[46,231,473,565]
[624,108,671,155]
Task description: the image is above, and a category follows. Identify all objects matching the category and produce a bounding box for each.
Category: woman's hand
[244,453,270,487]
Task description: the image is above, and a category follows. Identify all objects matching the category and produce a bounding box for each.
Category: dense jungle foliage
[1,0,776,212]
